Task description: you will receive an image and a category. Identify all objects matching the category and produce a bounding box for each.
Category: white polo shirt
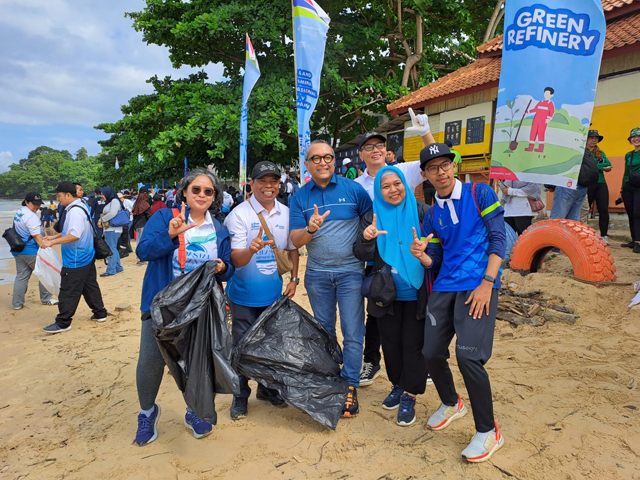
[355,160,424,201]
[224,195,295,307]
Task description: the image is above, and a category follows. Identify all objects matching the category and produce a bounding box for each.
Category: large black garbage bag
[231,295,350,430]
[151,260,240,423]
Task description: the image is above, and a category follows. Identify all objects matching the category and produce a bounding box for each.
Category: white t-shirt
[12,206,42,255]
[224,195,295,307]
[172,211,219,278]
[355,160,424,201]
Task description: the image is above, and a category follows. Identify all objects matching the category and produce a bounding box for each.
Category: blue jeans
[104,231,123,275]
[550,186,587,221]
[304,269,365,387]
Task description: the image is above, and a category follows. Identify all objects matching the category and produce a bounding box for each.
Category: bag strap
[250,203,276,245]
[172,208,187,273]
[69,205,99,236]
[471,183,482,216]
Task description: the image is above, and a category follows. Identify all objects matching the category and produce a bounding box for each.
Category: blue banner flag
[138,153,143,164]
[184,157,188,177]
[115,157,119,170]
[490,0,605,188]
[240,34,261,189]
[293,0,330,184]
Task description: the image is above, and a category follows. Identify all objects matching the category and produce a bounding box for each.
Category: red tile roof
[388,11,640,114]
[602,0,636,12]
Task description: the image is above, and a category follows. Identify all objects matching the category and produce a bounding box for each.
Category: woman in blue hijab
[98,187,125,276]
[354,166,434,427]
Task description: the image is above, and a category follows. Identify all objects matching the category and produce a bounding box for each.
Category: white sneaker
[427,393,467,431]
[602,235,609,245]
[14,305,23,310]
[42,299,59,306]
[461,423,505,463]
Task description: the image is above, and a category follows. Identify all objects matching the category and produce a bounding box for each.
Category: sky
[0,0,224,172]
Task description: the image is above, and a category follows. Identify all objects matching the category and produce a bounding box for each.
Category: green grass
[492,141,582,177]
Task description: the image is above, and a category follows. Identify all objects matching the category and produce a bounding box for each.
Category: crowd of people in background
[6,118,640,464]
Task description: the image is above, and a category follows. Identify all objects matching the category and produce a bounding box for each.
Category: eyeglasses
[190,186,215,197]
[424,160,454,175]
[309,154,335,164]
[361,142,386,152]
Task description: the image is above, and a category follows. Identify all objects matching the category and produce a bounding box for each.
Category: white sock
[140,407,154,417]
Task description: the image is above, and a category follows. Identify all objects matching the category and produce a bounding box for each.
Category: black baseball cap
[420,143,456,169]
[251,161,280,180]
[23,192,44,206]
[358,132,387,151]
[54,182,77,194]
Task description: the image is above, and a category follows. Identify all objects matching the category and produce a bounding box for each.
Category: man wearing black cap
[224,161,300,419]
[41,182,107,334]
[355,107,436,387]
[410,143,506,462]
[11,192,57,310]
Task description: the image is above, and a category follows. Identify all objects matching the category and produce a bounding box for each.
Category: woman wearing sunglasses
[133,168,235,446]
[353,166,433,427]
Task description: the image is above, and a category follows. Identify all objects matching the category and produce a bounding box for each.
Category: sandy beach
[0,232,639,480]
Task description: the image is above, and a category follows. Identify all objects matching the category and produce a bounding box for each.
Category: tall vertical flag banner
[184,157,188,177]
[115,157,120,170]
[293,0,330,184]
[490,1,606,188]
[240,34,261,189]
[138,153,143,164]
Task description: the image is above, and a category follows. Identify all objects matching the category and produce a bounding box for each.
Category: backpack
[578,149,599,187]
[288,179,300,195]
[279,181,289,199]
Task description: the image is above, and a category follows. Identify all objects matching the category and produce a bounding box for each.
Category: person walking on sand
[11,192,58,310]
[411,143,506,463]
[97,187,125,277]
[41,182,108,334]
[289,140,373,418]
[134,169,234,446]
[354,108,435,387]
[353,167,434,427]
[224,161,300,420]
[585,130,612,244]
[619,127,640,253]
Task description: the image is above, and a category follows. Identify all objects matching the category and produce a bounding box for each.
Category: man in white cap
[343,158,357,180]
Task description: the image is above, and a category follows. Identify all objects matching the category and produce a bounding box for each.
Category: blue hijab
[101,187,123,208]
[373,166,424,290]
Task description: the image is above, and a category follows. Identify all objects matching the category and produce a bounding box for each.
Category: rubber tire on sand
[509,219,617,282]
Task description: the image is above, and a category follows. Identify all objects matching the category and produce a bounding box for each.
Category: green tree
[75,147,89,161]
[97,0,498,179]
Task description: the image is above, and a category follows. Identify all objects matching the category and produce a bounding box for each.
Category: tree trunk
[484,0,505,43]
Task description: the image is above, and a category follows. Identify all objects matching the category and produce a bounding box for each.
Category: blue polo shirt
[289,174,372,272]
[422,182,505,292]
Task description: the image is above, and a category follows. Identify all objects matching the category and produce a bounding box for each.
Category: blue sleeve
[289,194,307,230]
[420,212,443,271]
[216,235,235,283]
[354,183,373,215]
[475,184,504,222]
[136,209,179,261]
[483,213,507,259]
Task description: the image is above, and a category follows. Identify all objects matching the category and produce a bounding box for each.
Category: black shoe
[621,241,635,248]
[256,386,287,407]
[341,386,359,418]
[230,397,248,420]
[359,362,381,386]
[634,243,640,254]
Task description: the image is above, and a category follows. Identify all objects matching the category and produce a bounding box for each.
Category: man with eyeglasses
[355,108,436,387]
[410,143,506,463]
[289,140,372,418]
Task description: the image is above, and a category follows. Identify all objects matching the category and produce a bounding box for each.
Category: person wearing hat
[10,192,57,310]
[410,143,506,463]
[343,158,357,180]
[584,130,612,244]
[132,187,152,265]
[41,182,107,334]
[224,161,300,420]
[354,108,435,388]
[619,127,640,252]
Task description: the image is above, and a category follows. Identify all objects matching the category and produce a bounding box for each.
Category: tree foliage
[96,0,499,180]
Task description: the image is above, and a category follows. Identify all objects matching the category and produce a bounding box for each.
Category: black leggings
[622,184,640,242]
[588,183,609,237]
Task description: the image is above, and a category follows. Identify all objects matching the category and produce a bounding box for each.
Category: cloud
[0,152,15,173]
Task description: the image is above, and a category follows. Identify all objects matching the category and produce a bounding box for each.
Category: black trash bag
[151,260,240,423]
[231,295,350,430]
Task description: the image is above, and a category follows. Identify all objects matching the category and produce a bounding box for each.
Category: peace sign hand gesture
[249,227,274,254]
[410,227,433,266]
[308,204,330,233]
[169,202,197,239]
[363,214,388,241]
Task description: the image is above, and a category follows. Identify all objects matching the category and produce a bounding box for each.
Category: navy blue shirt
[289,174,372,272]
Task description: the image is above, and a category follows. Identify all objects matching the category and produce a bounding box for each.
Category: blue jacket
[137,207,234,312]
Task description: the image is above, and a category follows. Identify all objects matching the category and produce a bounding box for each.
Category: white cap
[343,158,351,165]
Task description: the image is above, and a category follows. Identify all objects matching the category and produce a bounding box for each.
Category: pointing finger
[372,213,377,229]
[408,107,417,124]
[412,227,418,240]
[257,226,263,239]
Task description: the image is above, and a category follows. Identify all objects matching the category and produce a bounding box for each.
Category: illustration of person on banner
[490,1,606,189]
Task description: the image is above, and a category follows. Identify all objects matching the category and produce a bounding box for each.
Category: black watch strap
[483,274,496,284]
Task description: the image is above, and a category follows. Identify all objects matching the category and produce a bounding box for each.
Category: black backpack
[578,149,599,187]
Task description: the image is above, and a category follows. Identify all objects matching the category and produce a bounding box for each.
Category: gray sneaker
[43,323,71,334]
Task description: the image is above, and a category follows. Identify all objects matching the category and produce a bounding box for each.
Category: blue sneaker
[397,393,416,426]
[135,404,161,446]
[184,408,213,439]
[382,385,404,410]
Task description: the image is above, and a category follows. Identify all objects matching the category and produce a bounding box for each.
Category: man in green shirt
[343,158,357,180]
[445,140,462,177]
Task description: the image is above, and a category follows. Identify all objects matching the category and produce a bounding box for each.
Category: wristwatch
[483,274,496,284]
[290,277,300,284]
[305,225,316,235]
